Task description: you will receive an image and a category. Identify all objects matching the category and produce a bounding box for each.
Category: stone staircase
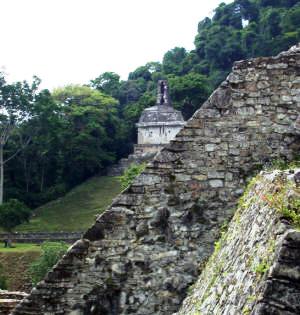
[106,151,157,176]
[0,291,28,315]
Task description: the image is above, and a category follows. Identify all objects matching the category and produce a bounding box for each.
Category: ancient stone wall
[0,232,82,244]
[106,150,157,176]
[0,291,27,315]
[175,169,300,315]
[13,46,300,315]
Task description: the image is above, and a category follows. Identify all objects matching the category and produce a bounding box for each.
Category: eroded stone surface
[12,46,300,315]
[175,170,300,315]
[0,291,27,315]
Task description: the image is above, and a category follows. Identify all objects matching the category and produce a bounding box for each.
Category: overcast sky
[0,0,230,90]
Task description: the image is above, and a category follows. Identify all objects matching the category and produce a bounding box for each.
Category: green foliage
[123,92,156,123]
[90,0,300,135]
[0,199,31,232]
[237,176,260,211]
[253,258,270,275]
[213,220,229,255]
[53,84,118,108]
[0,73,40,123]
[5,84,126,207]
[90,72,121,99]
[168,72,211,119]
[0,74,41,204]
[129,63,161,81]
[0,243,41,253]
[265,156,300,171]
[220,220,229,234]
[267,158,291,170]
[238,158,300,229]
[163,47,188,75]
[242,295,257,315]
[118,163,146,190]
[260,165,300,228]
[0,263,7,289]
[4,0,300,211]
[264,184,300,228]
[193,0,300,84]
[29,242,68,285]
[242,306,251,315]
[280,198,300,227]
[214,239,222,252]
[52,85,121,186]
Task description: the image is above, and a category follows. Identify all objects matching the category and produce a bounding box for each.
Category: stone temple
[134,80,185,155]
[108,80,185,175]
[11,44,300,315]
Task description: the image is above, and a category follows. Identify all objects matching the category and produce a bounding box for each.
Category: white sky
[0,0,230,90]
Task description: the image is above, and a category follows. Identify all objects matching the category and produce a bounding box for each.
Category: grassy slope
[0,176,121,291]
[17,176,122,232]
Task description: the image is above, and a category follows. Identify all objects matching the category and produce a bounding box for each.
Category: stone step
[0,291,28,315]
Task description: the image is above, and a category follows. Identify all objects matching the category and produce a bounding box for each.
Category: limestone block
[205,144,217,152]
[209,179,224,188]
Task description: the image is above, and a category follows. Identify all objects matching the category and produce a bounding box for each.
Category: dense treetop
[2,0,300,208]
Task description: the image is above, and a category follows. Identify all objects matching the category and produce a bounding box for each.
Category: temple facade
[107,80,185,175]
[134,80,185,154]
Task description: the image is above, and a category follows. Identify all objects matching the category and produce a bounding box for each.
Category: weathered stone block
[192,175,207,181]
[209,179,224,188]
[12,45,300,315]
[205,144,216,152]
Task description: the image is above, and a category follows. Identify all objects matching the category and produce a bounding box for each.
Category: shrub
[262,178,300,228]
[28,242,69,285]
[118,163,146,189]
[254,258,270,275]
[0,199,31,232]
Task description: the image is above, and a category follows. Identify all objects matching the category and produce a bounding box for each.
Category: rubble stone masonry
[175,169,300,315]
[13,46,300,314]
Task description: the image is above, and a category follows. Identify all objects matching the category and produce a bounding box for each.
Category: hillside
[16,176,122,232]
[0,174,122,299]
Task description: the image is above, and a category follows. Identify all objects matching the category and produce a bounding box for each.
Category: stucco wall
[13,45,300,315]
[0,232,82,244]
[138,125,184,145]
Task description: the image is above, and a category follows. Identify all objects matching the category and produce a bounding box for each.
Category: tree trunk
[40,164,45,192]
[0,144,3,205]
[24,159,29,193]
[24,157,31,193]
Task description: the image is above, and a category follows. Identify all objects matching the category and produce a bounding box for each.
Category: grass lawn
[16,176,122,232]
[0,243,42,253]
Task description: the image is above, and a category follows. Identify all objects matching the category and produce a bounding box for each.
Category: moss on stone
[265,156,300,171]
[253,258,270,275]
[237,175,261,211]
[179,167,299,314]
[263,175,300,228]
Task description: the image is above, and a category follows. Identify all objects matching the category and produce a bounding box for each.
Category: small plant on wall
[28,242,69,285]
[118,163,146,190]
